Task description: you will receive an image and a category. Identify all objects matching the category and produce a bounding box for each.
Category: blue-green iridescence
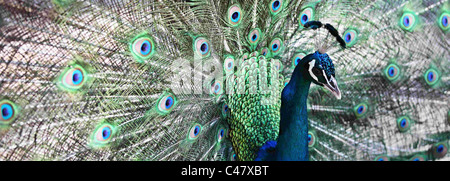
[354,103,368,118]
[343,29,358,47]
[226,54,283,161]
[130,33,156,62]
[397,116,410,132]
[156,92,177,115]
[0,100,19,126]
[56,64,88,92]
[438,12,449,31]
[399,11,418,32]
[424,68,439,86]
[89,123,117,149]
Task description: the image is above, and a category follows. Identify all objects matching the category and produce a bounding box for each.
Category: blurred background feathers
[0,0,448,161]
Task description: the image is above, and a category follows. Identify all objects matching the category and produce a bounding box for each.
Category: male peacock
[256,21,345,161]
[0,0,449,161]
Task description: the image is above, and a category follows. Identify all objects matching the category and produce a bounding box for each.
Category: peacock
[0,0,448,161]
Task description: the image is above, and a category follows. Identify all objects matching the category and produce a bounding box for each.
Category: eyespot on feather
[228,5,243,26]
[188,124,202,140]
[130,34,156,62]
[399,11,418,32]
[0,100,19,125]
[299,7,315,27]
[57,64,88,92]
[270,0,283,15]
[194,37,211,58]
[156,92,177,115]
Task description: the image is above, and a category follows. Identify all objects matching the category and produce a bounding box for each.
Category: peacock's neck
[275,62,311,161]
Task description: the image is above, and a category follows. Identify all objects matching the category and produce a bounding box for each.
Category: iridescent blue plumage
[0,0,448,162]
[256,51,340,161]
[315,52,335,78]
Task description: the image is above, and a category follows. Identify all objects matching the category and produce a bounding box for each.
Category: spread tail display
[0,0,448,161]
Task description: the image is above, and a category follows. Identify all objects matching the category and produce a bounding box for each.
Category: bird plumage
[0,0,449,161]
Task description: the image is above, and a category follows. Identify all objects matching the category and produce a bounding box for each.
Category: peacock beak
[323,75,341,100]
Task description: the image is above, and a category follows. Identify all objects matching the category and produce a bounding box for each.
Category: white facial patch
[322,70,329,83]
[308,59,318,81]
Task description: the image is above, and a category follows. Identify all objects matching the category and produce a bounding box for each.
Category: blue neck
[275,59,312,161]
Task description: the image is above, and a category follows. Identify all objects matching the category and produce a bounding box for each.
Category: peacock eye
[292,53,305,68]
[299,7,314,27]
[130,35,156,62]
[270,38,283,55]
[211,80,222,95]
[222,103,229,118]
[188,124,202,140]
[1,103,13,121]
[410,155,426,161]
[354,103,368,118]
[217,128,225,142]
[95,125,113,142]
[400,12,417,32]
[224,57,235,74]
[374,155,389,161]
[343,29,358,47]
[431,143,447,159]
[156,93,177,115]
[270,0,283,14]
[230,152,237,161]
[424,68,439,86]
[438,12,449,31]
[194,37,211,57]
[134,38,152,56]
[90,123,116,148]
[0,100,17,124]
[260,47,270,57]
[307,131,316,148]
[248,28,261,45]
[396,116,410,132]
[59,65,87,91]
[201,43,208,54]
[384,64,400,81]
[228,5,242,26]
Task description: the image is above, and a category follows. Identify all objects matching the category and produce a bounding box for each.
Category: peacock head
[303,51,341,99]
